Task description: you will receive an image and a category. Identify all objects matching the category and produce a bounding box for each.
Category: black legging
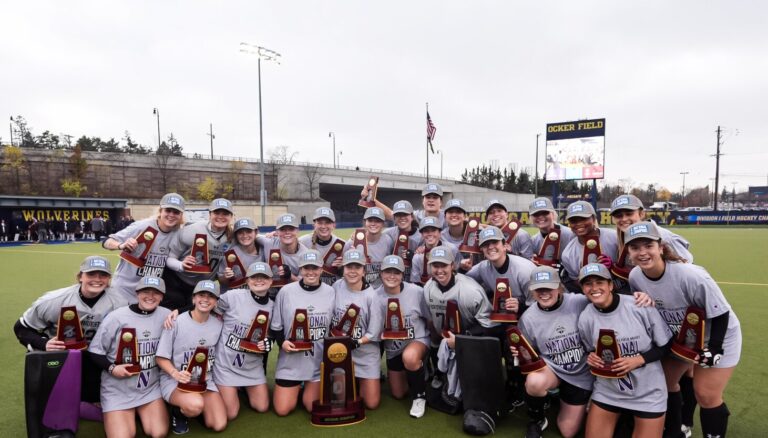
[161,270,196,311]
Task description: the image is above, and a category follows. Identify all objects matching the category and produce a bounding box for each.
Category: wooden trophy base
[520,359,547,374]
[63,340,88,350]
[590,366,626,379]
[322,266,339,276]
[239,340,267,354]
[185,266,212,274]
[123,364,142,375]
[119,252,146,268]
[177,382,206,393]
[311,399,366,427]
[670,343,699,363]
[290,340,313,351]
[490,312,518,324]
[381,330,409,340]
[459,245,481,255]
[357,200,376,208]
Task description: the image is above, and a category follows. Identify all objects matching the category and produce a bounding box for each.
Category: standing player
[528,197,575,269]
[410,217,462,286]
[219,217,265,292]
[163,198,234,310]
[269,250,335,416]
[441,199,469,248]
[156,280,226,434]
[103,193,186,305]
[383,200,421,279]
[299,207,344,285]
[331,249,384,409]
[370,183,447,228]
[626,221,741,438]
[257,213,309,298]
[14,256,123,414]
[214,262,274,420]
[483,199,534,259]
[375,255,430,418]
[578,263,673,438]
[88,276,171,438]
[344,207,394,288]
[560,201,619,293]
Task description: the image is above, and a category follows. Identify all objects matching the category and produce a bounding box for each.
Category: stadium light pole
[535,133,541,197]
[680,171,689,207]
[329,132,336,168]
[337,150,343,167]
[152,108,161,150]
[240,42,281,226]
[437,149,443,179]
[207,123,215,159]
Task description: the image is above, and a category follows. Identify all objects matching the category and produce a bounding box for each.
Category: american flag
[427,112,437,153]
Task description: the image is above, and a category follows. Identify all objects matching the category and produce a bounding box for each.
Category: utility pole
[329,132,336,168]
[207,123,215,159]
[152,108,161,150]
[713,126,722,211]
[680,171,689,207]
[535,133,541,197]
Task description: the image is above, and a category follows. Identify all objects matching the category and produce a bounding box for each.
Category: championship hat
[193,280,221,298]
[623,221,662,244]
[421,183,443,197]
[445,199,467,214]
[610,194,644,215]
[578,263,612,283]
[392,200,414,215]
[234,217,257,233]
[381,255,405,273]
[427,246,454,265]
[209,198,234,214]
[485,199,508,214]
[299,250,323,268]
[160,193,186,212]
[276,213,299,229]
[566,201,596,220]
[528,266,561,291]
[478,226,504,246]
[136,276,166,294]
[313,207,336,222]
[245,262,272,278]
[418,216,441,231]
[342,249,366,266]
[80,256,112,274]
[363,207,386,221]
[529,197,556,215]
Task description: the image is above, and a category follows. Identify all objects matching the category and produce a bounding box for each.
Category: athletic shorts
[386,354,405,372]
[559,380,592,406]
[591,399,664,419]
[275,378,302,388]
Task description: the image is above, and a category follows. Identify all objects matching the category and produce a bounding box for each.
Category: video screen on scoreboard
[545,118,605,181]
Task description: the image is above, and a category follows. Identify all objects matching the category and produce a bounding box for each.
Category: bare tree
[153,134,183,193]
[268,145,298,201]
[300,165,325,200]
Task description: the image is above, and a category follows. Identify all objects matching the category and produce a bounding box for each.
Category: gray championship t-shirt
[411,241,463,284]
[166,221,232,286]
[518,294,593,390]
[413,209,446,229]
[331,279,383,379]
[504,227,535,259]
[270,281,335,382]
[156,311,223,400]
[109,218,182,304]
[466,254,537,306]
[561,227,619,280]
[89,305,171,411]
[257,236,309,297]
[214,289,274,387]
[628,262,741,367]
[423,274,497,340]
[299,233,344,286]
[374,282,430,360]
[344,232,394,288]
[578,295,672,413]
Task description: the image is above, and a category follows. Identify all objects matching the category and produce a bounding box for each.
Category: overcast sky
[2,1,766,194]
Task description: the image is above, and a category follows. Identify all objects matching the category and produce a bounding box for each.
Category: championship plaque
[119,226,158,267]
[240,310,271,354]
[502,219,522,245]
[381,298,409,340]
[442,299,461,338]
[177,346,209,393]
[392,231,412,267]
[225,249,247,288]
[591,329,625,378]
[56,306,87,350]
[116,328,141,375]
[506,326,546,374]
[311,337,366,426]
[269,249,288,287]
[581,235,602,267]
[533,228,561,267]
[289,309,313,351]
[331,304,361,337]
[186,233,211,273]
[322,238,345,276]
[459,217,482,254]
[358,176,379,209]
[610,245,632,281]
[490,278,518,323]
[419,251,430,284]
[671,307,706,363]
[352,229,370,263]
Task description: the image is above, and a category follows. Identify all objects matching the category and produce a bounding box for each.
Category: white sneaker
[681,424,692,438]
[410,398,427,418]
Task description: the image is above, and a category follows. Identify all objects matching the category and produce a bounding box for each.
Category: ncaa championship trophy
[56,306,87,350]
[240,310,271,353]
[506,326,546,374]
[177,347,209,393]
[591,329,625,378]
[671,306,706,363]
[119,226,158,267]
[311,337,366,426]
[116,328,141,375]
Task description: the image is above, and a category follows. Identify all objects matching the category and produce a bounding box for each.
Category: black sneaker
[525,418,548,438]
[171,407,189,435]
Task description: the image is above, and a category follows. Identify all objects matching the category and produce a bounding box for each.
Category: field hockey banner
[545,118,605,181]
[670,211,768,225]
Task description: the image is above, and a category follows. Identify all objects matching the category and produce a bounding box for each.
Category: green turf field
[1,227,766,437]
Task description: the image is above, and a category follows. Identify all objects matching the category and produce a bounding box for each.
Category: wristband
[108,364,116,374]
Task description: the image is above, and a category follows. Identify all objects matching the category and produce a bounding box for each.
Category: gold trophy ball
[195,238,206,247]
[600,335,614,346]
[194,352,206,363]
[388,302,398,311]
[63,310,76,321]
[686,313,700,325]
[227,254,236,263]
[144,231,155,241]
[586,239,597,249]
[296,313,306,323]
[497,282,508,292]
[271,253,280,261]
[327,342,348,363]
[368,178,376,186]
[469,219,478,228]
[399,235,407,243]
[122,332,133,342]
[356,232,365,240]
[548,232,559,241]
[509,333,520,343]
[347,308,357,317]
[509,222,519,231]
[334,243,343,251]
[257,314,267,324]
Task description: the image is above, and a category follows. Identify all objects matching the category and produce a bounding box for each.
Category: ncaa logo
[254,264,266,272]
[583,264,600,275]
[395,202,406,209]
[427,184,437,191]
[480,228,495,238]
[370,207,382,215]
[534,200,547,208]
[448,200,461,207]
[91,259,106,268]
[629,224,649,236]
[385,256,398,265]
[216,199,229,207]
[168,196,181,205]
[321,208,330,215]
[348,251,361,260]
[145,277,160,286]
[305,253,317,261]
[613,197,629,207]
[238,219,249,227]
[424,217,436,225]
[535,272,551,281]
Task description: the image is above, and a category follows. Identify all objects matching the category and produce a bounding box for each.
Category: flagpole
[426,102,430,183]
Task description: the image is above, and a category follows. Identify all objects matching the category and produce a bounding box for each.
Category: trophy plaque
[610,244,632,281]
[331,304,361,337]
[533,228,562,267]
[671,307,706,363]
[442,299,461,338]
[419,251,430,284]
[591,329,625,378]
[56,306,87,350]
[115,328,141,375]
[269,249,288,287]
[358,176,379,209]
[581,235,602,267]
[506,326,546,374]
[490,278,518,323]
[225,249,247,288]
[382,298,409,340]
[186,233,211,273]
[392,231,412,267]
[177,346,209,393]
[289,309,313,351]
[119,226,158,267]
[352,229,370,263]
[322,238,345,276]
[311,337,366,426]
[240,310,271,354]
[502,219,522,245]
[459,217,482,255]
